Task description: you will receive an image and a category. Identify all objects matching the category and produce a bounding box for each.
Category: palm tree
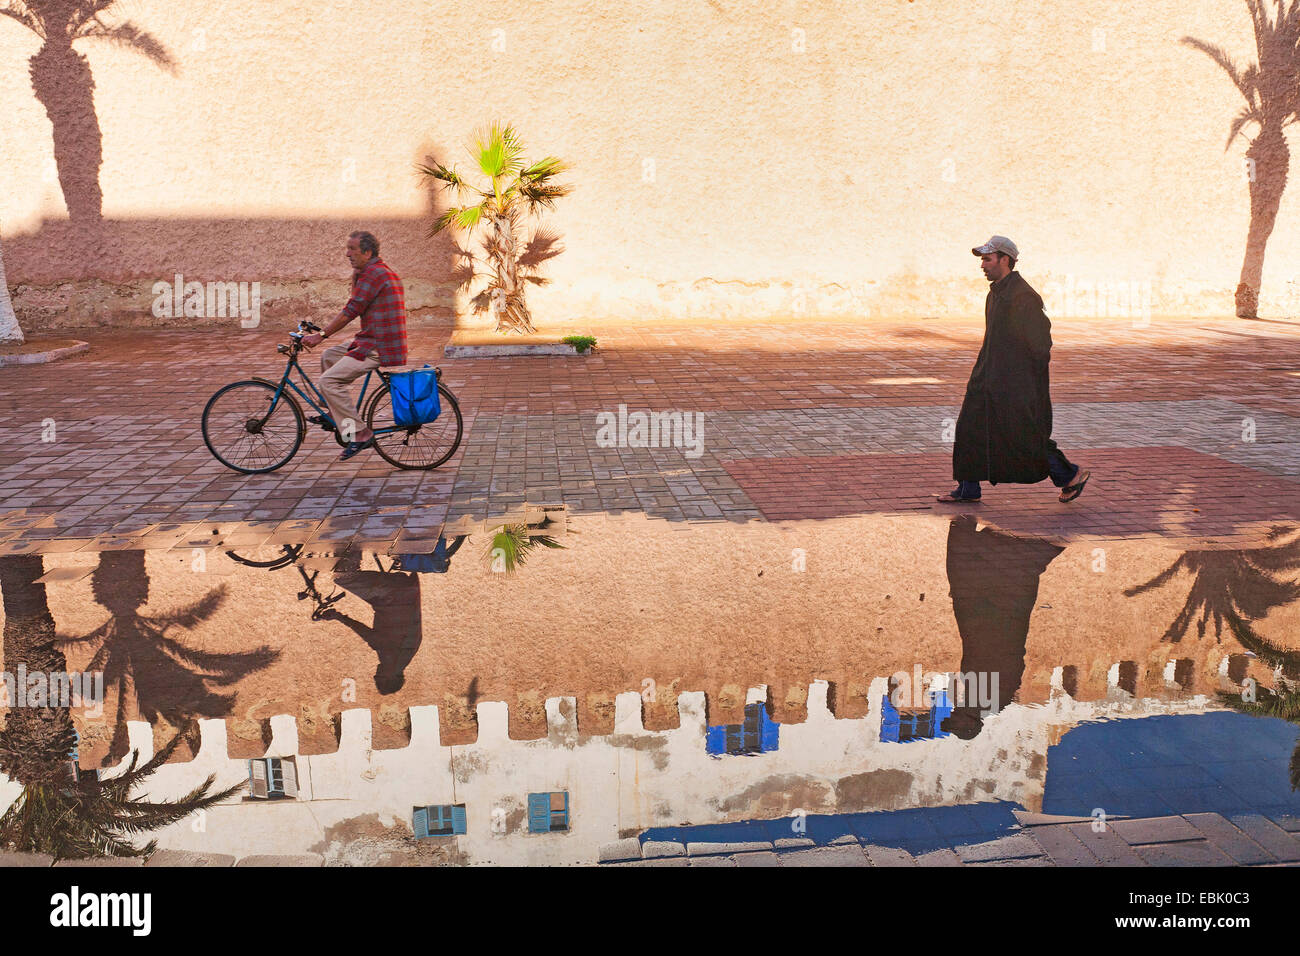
[0,1,176,222]
[0,554,241,860]
[0,724,245,860]
[483,523,565,574]
[417,122,571,333]
[0,228,21,345]
[1183,1,1300,318]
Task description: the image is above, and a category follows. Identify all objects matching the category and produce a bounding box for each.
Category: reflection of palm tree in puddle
[0,555,240,860]
[941,516,1064,739]
[1122,527,1300,670]
[57,551,278,763]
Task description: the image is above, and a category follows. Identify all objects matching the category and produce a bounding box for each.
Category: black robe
[953,271,1054,484]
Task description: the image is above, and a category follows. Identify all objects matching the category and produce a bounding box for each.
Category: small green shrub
[561,334,597,353]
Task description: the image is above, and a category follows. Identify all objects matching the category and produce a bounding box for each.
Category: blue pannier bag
[388,364,441,427]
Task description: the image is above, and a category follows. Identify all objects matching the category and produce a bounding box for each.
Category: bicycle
[201,319,463,474]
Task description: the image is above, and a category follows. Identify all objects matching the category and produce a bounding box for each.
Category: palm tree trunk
[29,43,104,223]
[0,556,78,786]
[0,230,22,345]
[1236,123,1289,319]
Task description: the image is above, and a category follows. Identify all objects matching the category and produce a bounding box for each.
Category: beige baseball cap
[972,235,1019,259]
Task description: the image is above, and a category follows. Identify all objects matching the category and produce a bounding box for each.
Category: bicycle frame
[262,351,396,435]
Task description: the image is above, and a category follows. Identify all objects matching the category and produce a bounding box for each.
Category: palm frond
[429,204,485,237]
[517,180,573,213]
[0,3,45,39]
[1227,105,1261,149]
[78,21,177,72]
[518,226,564,269]
[519,156,571,182]
[1181,36,1254,101]
[416,160,465,192]
[472,121,524,183]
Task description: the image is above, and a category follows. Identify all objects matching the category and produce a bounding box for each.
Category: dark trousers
[957,441,1078,498]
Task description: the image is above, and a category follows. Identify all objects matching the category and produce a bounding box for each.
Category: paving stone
[53,857,145,867]
[688,855,738,867]
[234,854,324,867]
[619,857,689,867]
[1182,813,1276,865]
[863,845,916,867]
[641,840,687,859]
[964,857,1054,866]
[686,841,773,857]
[1066,823,1146,866]
[732,851,781,867]
[1109,815,1203,846]
[597,838,643,863]
[778,845,869,867]
[1026,825,1101,867]
[1270,814,1300,833]
[954,833,1045,863]
[1227,814,1300,863]
[773,837,816,850]
[914,848,962,867]
[0,852,53,867]
[145,849,237,867]
[1133,841,1235,867]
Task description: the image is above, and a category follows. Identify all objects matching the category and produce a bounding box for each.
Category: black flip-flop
[1059,469,1091,503]
[339,437,375,461]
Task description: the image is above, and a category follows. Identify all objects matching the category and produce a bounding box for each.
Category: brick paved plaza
[1,312,1299,870]
[2,313,1297,550]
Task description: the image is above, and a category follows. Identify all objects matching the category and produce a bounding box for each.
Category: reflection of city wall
[0,679,1215,864]
[2,0,1297,325]
[24,517,1298,762]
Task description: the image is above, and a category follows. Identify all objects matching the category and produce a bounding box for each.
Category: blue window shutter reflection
[413,807,429,839]
[528,793,550,833]
[451,805,467,835]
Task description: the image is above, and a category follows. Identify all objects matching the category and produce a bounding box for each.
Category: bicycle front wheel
[365,383,463,470]
[202,380,305,474]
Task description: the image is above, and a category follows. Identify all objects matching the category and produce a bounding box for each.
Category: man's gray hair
[350,230,379,258]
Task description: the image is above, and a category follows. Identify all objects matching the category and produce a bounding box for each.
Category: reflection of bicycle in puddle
[224,543,343,620]
[225,538,468,619]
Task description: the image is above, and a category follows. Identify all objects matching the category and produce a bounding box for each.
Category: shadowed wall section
[2,0,1299,327]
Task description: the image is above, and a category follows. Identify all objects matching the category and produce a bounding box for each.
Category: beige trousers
[319,344,380,438]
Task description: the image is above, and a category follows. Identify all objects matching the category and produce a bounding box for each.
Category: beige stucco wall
[2,0,1299,327]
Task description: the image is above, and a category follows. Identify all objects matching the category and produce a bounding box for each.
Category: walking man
[301,231,408,460]
[936,236,1090,503]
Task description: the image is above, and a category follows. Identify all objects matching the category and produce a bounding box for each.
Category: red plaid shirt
[342,258,407,366]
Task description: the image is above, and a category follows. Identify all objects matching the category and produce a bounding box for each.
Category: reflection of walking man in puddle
[937,236,1090,504]
[941,515,1063,738]
[321,566,423,695]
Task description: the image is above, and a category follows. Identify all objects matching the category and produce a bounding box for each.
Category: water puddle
[1,513,1297,864]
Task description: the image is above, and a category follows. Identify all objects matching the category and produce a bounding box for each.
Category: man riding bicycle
[301,230,408,460]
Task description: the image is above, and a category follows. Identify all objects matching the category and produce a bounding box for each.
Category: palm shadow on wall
[1183,0,1300,318]
[0,554,241,860]
[940,516,1064,739]
[0,0,176,223]
[56,550,279,765]
[1122,525,1300,678]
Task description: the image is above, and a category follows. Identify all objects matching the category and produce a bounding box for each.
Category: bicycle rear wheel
[202,380,304,473]
[365,382,463,470]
